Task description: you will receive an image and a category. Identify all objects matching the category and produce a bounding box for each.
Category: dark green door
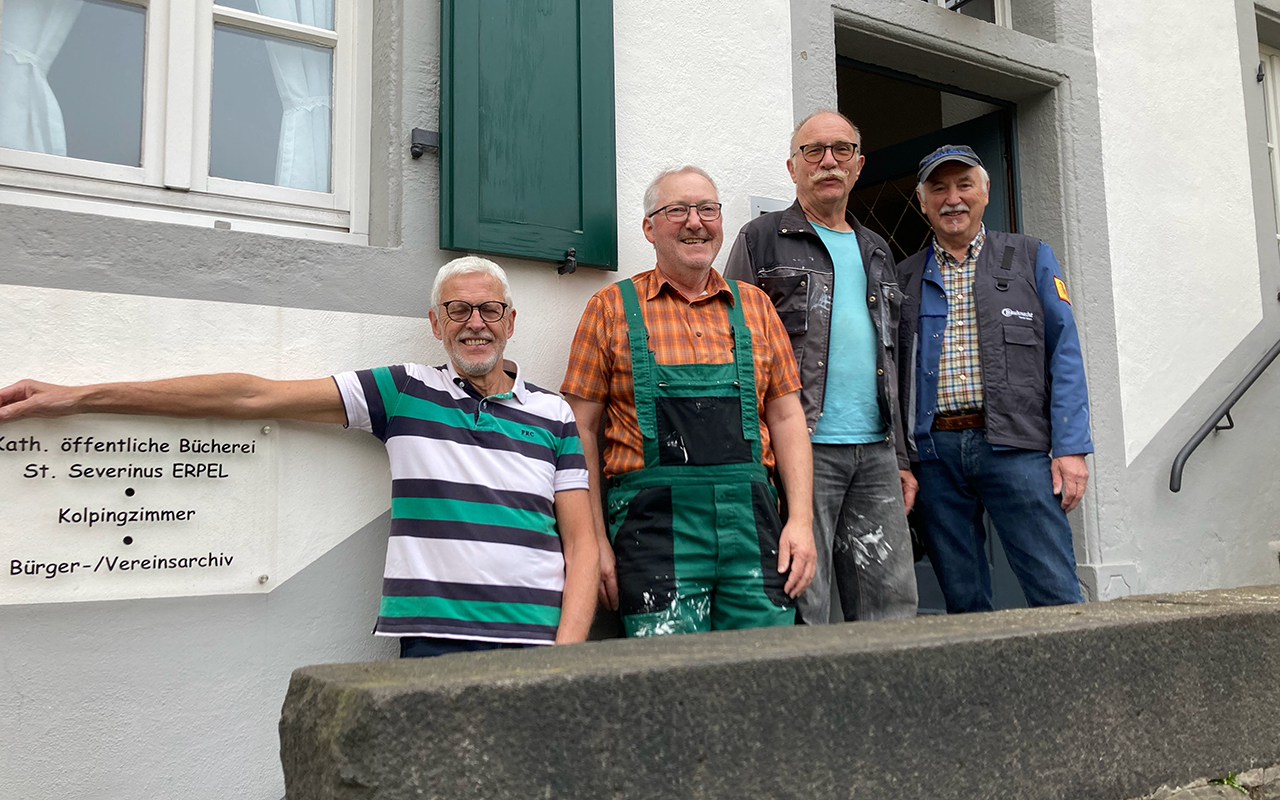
[849,109,1028,614]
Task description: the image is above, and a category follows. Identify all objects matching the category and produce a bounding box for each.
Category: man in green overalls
[563,166,816,637]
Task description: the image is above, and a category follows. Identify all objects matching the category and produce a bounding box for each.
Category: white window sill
[0,165,365,245]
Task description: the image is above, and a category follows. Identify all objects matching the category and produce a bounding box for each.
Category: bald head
[790,110,861,157]
[787,110,865,218]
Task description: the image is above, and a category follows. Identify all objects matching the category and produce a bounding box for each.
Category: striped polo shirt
[333,361,589,645]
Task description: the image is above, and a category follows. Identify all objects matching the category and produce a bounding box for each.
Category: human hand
[597,537,618,611]
[1051,454,1089,512]
[899,469,918,514]
[0,380,84,422]
[777,518,816,598]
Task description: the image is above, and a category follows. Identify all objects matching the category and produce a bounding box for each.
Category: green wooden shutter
[440,0,617,271]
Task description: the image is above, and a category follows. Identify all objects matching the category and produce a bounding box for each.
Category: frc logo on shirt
[1054,276,1071,304]
[1002,308,1034,321]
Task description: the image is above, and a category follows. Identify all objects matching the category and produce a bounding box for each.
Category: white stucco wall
[1093,0,1263,464]
[612,0,797,282]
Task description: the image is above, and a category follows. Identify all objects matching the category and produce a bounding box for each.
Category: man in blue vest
[897,144,1092,613]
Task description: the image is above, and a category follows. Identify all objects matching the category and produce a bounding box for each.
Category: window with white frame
[1260,44,1280,242]
[0,0,370,242]
[922,0,1013,28]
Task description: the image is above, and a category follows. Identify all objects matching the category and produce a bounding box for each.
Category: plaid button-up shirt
[561,267,800,477]
[934,227,986,414]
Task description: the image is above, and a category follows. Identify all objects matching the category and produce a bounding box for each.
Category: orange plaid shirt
[562,267,801,477]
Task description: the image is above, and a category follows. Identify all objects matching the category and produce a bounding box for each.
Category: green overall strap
[726,280,760,445]
[617,279,659,452]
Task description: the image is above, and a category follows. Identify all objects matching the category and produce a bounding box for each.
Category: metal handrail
[1170,337,1280,492]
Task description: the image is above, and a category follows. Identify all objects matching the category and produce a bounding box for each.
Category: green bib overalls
[607,278,796,637]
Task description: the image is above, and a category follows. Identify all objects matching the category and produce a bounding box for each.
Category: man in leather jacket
[726,110,919,624]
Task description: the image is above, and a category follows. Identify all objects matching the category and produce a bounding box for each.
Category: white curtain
[0,0,84,156]
[255,0,332,192]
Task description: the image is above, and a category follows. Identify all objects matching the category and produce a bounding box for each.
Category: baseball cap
[917,145,984,184]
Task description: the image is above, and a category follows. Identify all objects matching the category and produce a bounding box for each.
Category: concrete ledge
[280,586,1279,800]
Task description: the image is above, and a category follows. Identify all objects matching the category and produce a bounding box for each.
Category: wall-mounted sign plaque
[0,416,278,605]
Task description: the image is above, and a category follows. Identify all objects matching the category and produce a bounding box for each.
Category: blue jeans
[915,429,1082,613]
[802,441,918,623]
[399,637,532,659]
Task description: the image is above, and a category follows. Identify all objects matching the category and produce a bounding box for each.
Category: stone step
[1133,766,1280,800]
[280,586,1279,800]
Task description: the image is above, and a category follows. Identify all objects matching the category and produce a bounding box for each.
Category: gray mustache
[809,168,849,183]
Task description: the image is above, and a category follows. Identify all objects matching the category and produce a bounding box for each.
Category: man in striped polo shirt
[0,257,599,657]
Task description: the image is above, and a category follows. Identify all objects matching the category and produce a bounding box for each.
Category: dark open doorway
[836,58,1028,614]
[838,58,1019,262]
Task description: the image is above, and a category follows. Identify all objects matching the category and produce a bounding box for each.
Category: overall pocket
[609,485,678,617]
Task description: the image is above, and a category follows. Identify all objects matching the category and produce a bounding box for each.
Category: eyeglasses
[794,141,859,164]
[647,202,723,223]
[440,300,509,323]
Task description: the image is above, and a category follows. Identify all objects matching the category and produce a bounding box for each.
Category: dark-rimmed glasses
[440,300,509,323]
[647,202,723,223]
[794,141,858,163]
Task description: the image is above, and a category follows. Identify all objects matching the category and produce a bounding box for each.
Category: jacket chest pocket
[1002,324,1043,386]
[759,274,810,335]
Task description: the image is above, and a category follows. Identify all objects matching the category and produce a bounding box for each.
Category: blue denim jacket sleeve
[911,249,948,460]
[1035,242,1093,456]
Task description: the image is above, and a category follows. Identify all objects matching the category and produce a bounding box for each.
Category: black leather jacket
[725,200,907,469]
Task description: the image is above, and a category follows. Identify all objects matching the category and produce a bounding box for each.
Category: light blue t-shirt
[810,223,886,444]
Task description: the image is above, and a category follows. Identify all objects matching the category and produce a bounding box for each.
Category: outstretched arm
[0,374,347,425]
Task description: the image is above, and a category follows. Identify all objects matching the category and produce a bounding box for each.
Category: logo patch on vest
[1054,276,1070,304]
[1002,308,1034,321]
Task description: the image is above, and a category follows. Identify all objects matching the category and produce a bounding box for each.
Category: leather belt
[932,411,985,431]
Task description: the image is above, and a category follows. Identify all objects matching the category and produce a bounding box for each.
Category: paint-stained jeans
[915,428,1082,613]
[801,441,918,623]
